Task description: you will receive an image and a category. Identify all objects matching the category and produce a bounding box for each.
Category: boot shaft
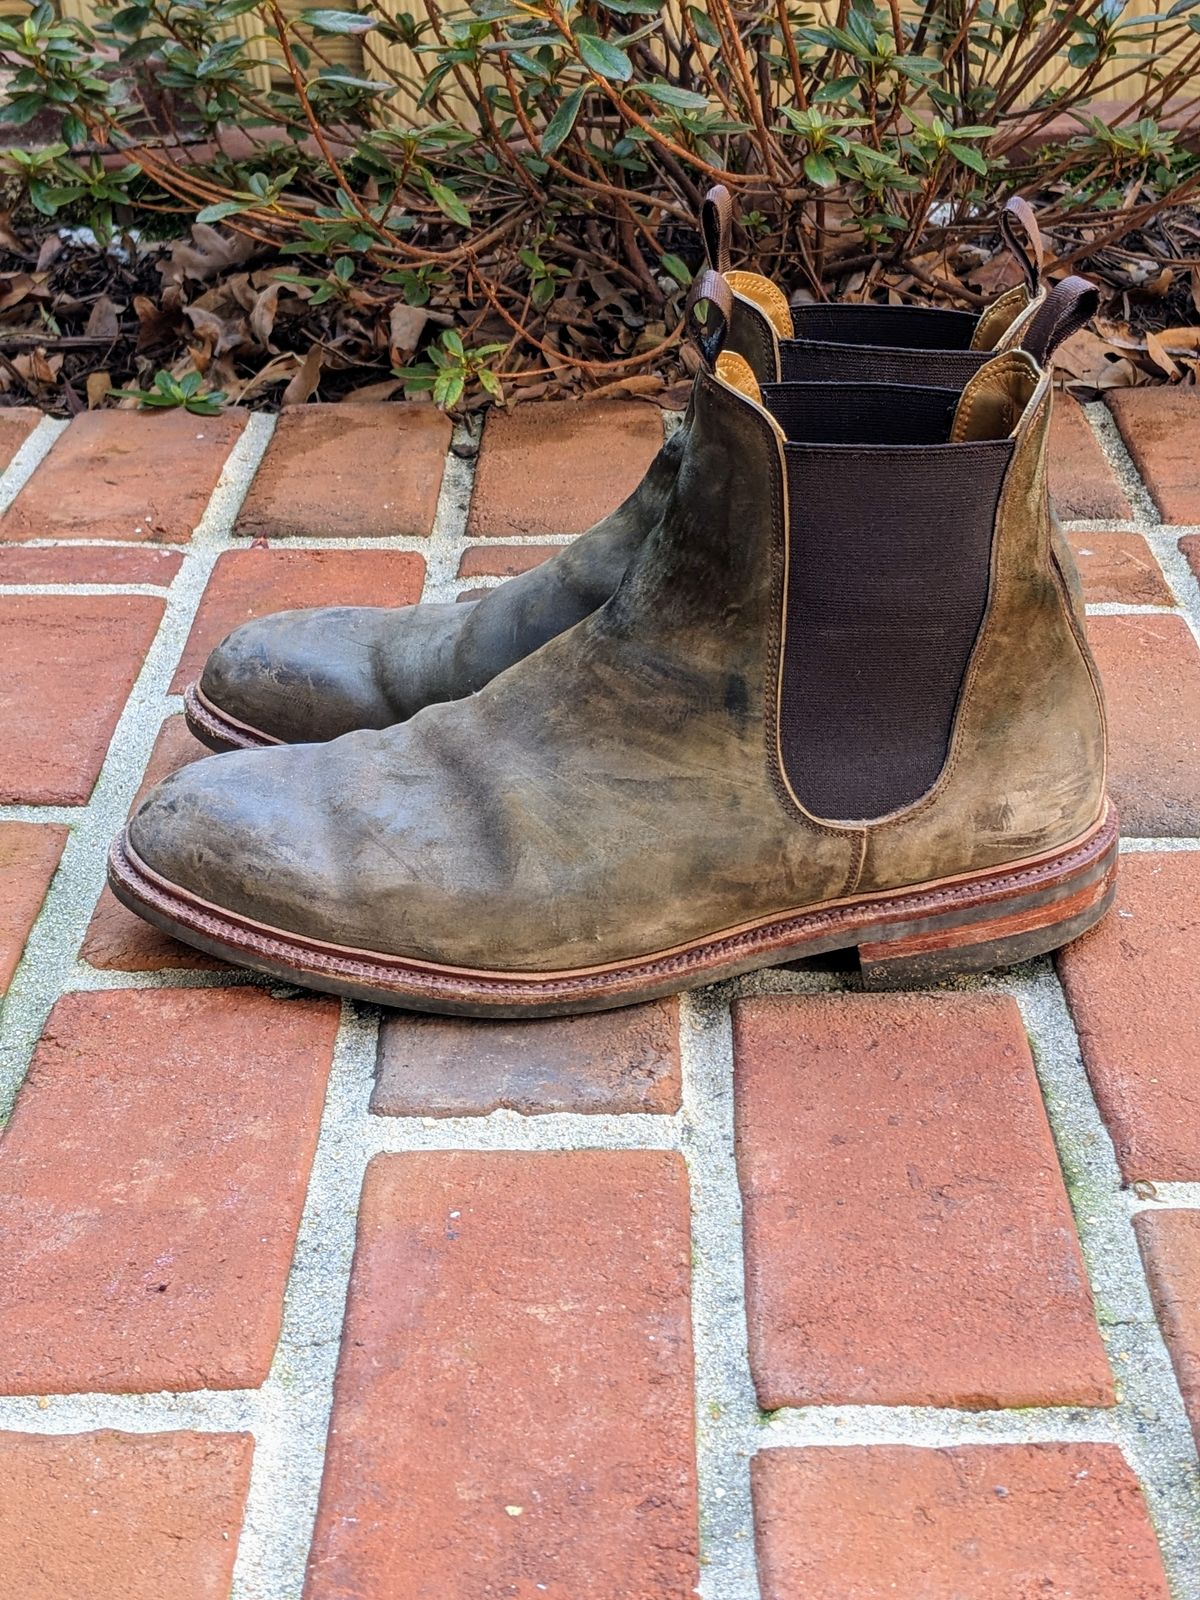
[631,268,1106,875]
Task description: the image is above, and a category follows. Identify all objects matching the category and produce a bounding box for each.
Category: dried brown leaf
[282,344,323,405]
[86,370,112,409]
[388,302,428,362]
[160,224,258,289]
[85,294,122,339]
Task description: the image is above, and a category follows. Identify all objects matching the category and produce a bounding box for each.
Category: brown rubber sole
[183,682,277,755]
[107,805,1118,1018]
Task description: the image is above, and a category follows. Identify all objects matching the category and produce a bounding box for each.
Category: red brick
[1068,531,1173,606]
[1089,613,1200,836]
[1050,397,1131,521]
[1177,533,1200,588]
[1059,852,1200,1180]
[171,546,426,690]
[1108,387,1200,523]
[457,542,558,578]
[733,992,1111,1409]
[467,398,662,537]
[0,405,43,470]
[0,823,67,993]
[80,715,220,972]
[0,987,338,1393]
[0,410,245,543]
[0,545,182,585]
[0,594,164,804]
[235,404,450,538]
[752,1444,1169,1600]
[0,1430,253,1600]
[1134,1210,1200,1451]
[373,999,681,1116]
[305,1151,698,1599]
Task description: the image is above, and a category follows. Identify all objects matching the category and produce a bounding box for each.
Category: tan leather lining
[726,270,794,339]
[971,284,1034,352]
[715,349,763,404]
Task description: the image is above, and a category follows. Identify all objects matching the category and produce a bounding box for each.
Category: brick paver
[236,404,450,538]
[0,594,164,804]
[752,1444,1171,1599]
[733,992,1112,1409]
[170,546,426,690]
[0,405,42,471]
[0,1430,253,1600]
[0,384,1196,1596]
[1089,612,1200,836]
[1049,397,1131,521]
[0,988,337,1392]
[1177,532,1200,587]
[0,545,183,585]
[373,999,682,1115]
[457,542,558,578]
[0,410,245,542]
[1068,530,1174,606]
[1109,388,1200,523]
[1135,1210,1200,1451]
[81,715,217,972]
[0,823,67,994]
[305,1151,698,1599]
[1058,851,1200,1180]
[467,398,663,536]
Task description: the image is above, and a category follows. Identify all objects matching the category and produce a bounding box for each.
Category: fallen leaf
[85,294,122,338]
[388,301,428,362]
[1144,331,1180,379]
[86,369,112,409]
[282,344,323,405]
[341,376,401,403]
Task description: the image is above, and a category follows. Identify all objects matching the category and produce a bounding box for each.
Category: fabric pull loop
[1021,275,1100,366]
[1000,195,1045,296]
[686,268,733,369]
[701,184,733,273]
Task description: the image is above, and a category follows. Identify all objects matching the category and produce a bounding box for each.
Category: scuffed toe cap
[198,605,415,745]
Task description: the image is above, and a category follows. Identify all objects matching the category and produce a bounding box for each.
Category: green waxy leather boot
[112,269,1112,1016]
[186,194,1053,753]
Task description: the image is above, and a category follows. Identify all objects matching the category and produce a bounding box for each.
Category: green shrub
[2,0,1199,405]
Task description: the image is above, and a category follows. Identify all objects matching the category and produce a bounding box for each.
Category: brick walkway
[0,388,1198,1599]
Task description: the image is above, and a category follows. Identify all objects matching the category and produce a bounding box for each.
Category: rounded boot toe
[199,607,410,744]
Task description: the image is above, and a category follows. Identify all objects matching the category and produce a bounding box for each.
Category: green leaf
[660,252,692,286]
[638,81,709,109]
[949,142,988,174]
[427,179,470,226]
[300,8,379,32]
[442,328,465,359]
[211,0,263,18]
[195,200,249,222]
[541,85,585,155]
[575,31,633,81]
[687,5,720,45]
[804,151,838,188]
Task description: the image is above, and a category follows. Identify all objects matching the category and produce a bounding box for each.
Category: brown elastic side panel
[787,302,980,350]
[763,383,959,445]
[780,340,993,387]
[779,437,1014,821]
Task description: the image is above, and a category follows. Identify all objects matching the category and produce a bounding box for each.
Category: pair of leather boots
[109,193,1116,1017]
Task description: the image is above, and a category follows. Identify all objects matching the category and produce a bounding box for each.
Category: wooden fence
[57,0,1181,112]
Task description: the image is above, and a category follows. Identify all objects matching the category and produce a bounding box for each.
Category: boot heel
[856,825,1118,990]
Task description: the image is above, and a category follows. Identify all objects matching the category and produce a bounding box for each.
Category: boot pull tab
[1021,275,1100,367]
[701,184,733,273]
[1000,195,1045,296]
[687,267,733,368]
